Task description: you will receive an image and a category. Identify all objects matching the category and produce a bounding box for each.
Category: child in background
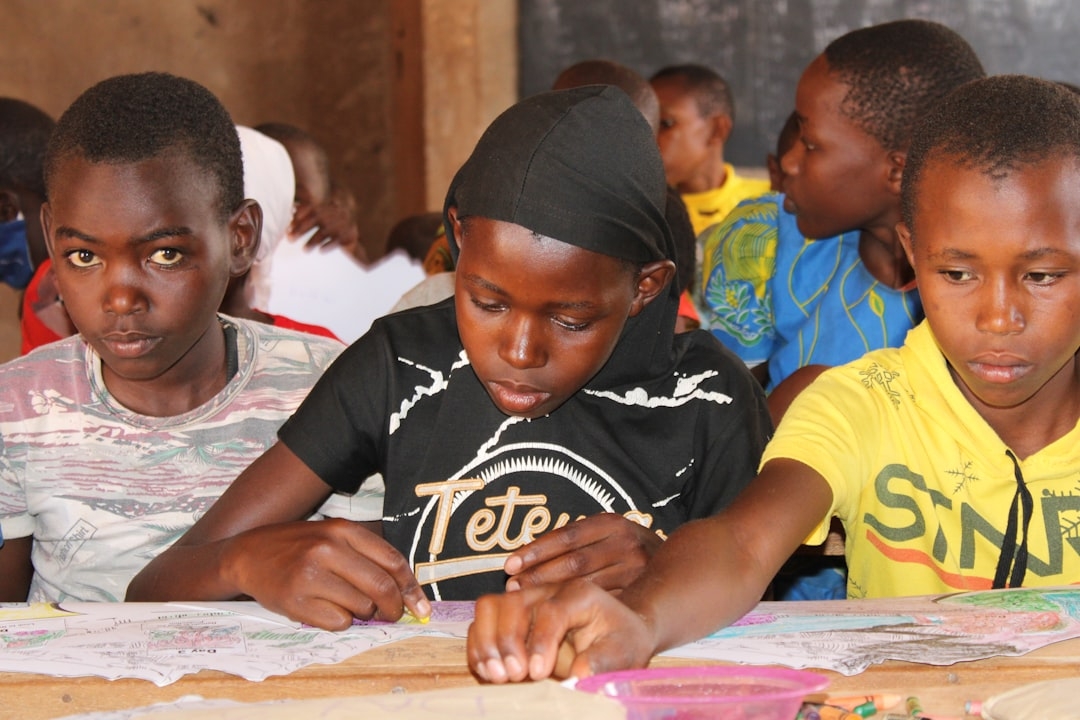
[649,63,770,236]
[0,72,345,602]
[703,18,984,603]
[701,19,985,417]
[128,86,772,631]
[0,98,54,291]
[0,99,77,353]
[218,126,342,342]
[466,73,1080,683]
[253,122,364,259]
[552,59,661,134]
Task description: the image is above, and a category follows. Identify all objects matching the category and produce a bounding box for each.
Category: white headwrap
[236,125,295,308]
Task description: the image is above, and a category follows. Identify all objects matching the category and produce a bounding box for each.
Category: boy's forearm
[127,538,241,601]
[618,516,771,654]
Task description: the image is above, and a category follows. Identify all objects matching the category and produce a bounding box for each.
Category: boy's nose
[779,142,802,177]
[499,315,547,369]
[102,272,149,316]
[975,281,1024,334]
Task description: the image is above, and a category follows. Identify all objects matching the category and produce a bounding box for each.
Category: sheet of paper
[264,236,425,343]
[661,586,1080,675]
[0,601,470,687]
[5,588,1080,686]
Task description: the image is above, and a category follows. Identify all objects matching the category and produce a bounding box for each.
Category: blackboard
[519,0,1080,166]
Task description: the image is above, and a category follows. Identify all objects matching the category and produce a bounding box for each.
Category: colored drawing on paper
[662,586,1080,675]
[0,602,79,622]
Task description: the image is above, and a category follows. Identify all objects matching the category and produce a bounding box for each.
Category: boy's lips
[99,332,161,359]
[488,380,551,415]
[965,355,1032,384]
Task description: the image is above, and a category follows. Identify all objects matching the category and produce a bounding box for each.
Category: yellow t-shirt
[763,321,1080,598]
[680,164,771,236]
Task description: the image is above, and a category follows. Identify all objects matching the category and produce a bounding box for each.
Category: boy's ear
[40,202,55,260]
[709,113,734,146]
[446,205,463,250]
[886,150,906,196]
[0,189,20,223]
[629,259,677,317]
[228,199,262,276]
[895,221,916,269]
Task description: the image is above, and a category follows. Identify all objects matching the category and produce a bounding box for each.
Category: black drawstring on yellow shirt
[992,449,1033,588]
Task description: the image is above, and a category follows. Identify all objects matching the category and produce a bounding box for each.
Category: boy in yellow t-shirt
[649,64,770,236]
[466,74,1080,682]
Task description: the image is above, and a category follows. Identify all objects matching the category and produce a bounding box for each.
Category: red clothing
[677,290,700,327]
[21,259,65,354]
[268,313,343,343]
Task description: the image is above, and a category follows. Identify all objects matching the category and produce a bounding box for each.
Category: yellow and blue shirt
[701,193,921,391]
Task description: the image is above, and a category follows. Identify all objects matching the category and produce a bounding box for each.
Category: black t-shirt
[279,298,771,599]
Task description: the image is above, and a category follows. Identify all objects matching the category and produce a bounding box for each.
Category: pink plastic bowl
[575,665,829,720]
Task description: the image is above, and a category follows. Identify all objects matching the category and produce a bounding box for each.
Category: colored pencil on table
[825,694,903,714]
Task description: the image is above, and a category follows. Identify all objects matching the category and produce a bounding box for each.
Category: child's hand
[467,579,654,683]
[503,513,662,593]
[289,186,366,261]
[222,518,429,630]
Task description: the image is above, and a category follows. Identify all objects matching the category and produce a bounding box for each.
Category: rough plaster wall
[0,0,396,260]
[422,0,518,207]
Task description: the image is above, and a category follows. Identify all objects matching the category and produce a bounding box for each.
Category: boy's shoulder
[0,334,86,376]
[368,296,459,345]
[211,317,344,393]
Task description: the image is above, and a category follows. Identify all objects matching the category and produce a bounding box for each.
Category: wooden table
[4,633,1079,720]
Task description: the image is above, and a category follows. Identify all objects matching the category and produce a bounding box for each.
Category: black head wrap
[443,85,680,389]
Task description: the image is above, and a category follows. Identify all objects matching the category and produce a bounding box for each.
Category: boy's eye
[553,316,590,332]
[1026,271,1064,285]
[941,269,973,282]
[800,136,816,151]
[470,297,504,313]
[65,249,100,268]
[150,248,184,266]
[659,118,675,130]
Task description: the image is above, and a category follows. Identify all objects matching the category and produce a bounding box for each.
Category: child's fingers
[506,515,659,591]
[288,204,318,237]
[468,587,559,683]
[525,581,654,679]
[505,513,617,574]
[335,521,425,622]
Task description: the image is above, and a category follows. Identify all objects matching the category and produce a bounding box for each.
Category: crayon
[964,700,983,716]
[800,703,863,720]
[825,694,903,714]
[906,696,923,717]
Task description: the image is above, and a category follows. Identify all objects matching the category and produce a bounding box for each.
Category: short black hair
[650,63,735,123]
[901,75,1080,230]
[45,72,242,222]
[0,98,55,198]
[824,19,985,152]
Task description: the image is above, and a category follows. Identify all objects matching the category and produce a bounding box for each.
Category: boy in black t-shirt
[129,86,772,630]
